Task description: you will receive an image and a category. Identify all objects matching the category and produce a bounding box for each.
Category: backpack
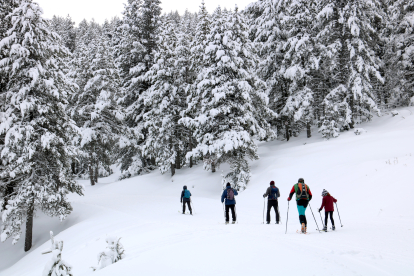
[269,186,279,200]
[227,188,234,201]
[184,190,191,199]
[297,183,308,200]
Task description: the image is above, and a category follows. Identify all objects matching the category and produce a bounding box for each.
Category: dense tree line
[0,0,413,250]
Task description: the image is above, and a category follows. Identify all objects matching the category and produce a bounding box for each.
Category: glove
[318,208,321,212]
[287,197,291,201]
[263,194,266,198]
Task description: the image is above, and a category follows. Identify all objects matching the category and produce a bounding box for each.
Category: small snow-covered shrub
[391,110,399,117]
[354,128,367,135]
[319,120,340,140]
[43,232,73,276]
[93,236,125,271]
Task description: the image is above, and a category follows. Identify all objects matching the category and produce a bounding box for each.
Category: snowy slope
[1,107,414,276]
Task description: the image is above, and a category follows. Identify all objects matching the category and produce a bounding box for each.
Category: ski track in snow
[1,107,414,275]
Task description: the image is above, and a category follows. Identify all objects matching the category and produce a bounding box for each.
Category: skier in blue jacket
[221,183,238,224]
[181,186,192,215]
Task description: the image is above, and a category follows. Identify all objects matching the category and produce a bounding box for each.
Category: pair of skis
[178,211,193,215]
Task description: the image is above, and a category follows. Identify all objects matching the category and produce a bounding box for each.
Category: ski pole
[285,200,289,234]
[222,202,226,223]
[234,204,238,224]
[190,198,194,214]
[335,202,343,227]
[262,198,266,224]
[277,204,282,224]
[319,209,324,227]
[309,203,321,233]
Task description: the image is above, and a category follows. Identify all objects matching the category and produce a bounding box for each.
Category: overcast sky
[35,0,255,24]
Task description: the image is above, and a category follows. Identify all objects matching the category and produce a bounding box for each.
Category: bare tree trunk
[175,149,181,170]
[189,137,193,168]
[171,162,175,177]
[285,123,290,142]
[95,158,99,183]
[307,122,311,138]
[89,151,95,186]
[349,96,355,129]
[212,160,216,173]
[24,200,34,252]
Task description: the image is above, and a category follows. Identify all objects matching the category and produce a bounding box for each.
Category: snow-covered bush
[319,120,340,140]
[92,236,125,271]
[354,128,367,135]
[43,232,73,276]
[391,110,399,117]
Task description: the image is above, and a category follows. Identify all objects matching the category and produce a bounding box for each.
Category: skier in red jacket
[319,189,337,231]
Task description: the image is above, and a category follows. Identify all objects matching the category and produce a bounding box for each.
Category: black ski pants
[297,199,309,227]
[225,204,236,222]
[324,211,334,226]
[266,200,280,223]
[182,201,192,213]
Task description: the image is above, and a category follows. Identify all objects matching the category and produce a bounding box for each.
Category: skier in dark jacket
[319,189,337,231]
[263,180,280,224]
[221,183,238,224]
[181,185,192,215]
[288,178,312,233]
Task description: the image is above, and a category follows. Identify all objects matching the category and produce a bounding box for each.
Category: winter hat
[226,182,231,187]
[298,178,304,183]
[270,181,275,186]
[183,185,187,190]
[321,189,328,196]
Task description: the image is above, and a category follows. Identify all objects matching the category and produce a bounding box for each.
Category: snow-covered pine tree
[67,21,97,178]
[190,0,210,78]
[181,1,211,168]
[181,6,275,190]
[140,0,162,71]
[0,0,21,106]
[114,0,163,179]
[386,0,414,106]
[315,0,384,139]
[247,0,290,137]
[70,28,124,185]
[276,0,318,139]
[176,18,196,169]
[50,15,76,52]
[248,0,318,140]
[140,15,192,176]
[0,0,22,211]
[181,9,197,38]
[113,0,147,180]
[0,1,83,251]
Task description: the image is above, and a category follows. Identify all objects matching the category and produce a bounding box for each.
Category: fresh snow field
[1,107,414,276]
